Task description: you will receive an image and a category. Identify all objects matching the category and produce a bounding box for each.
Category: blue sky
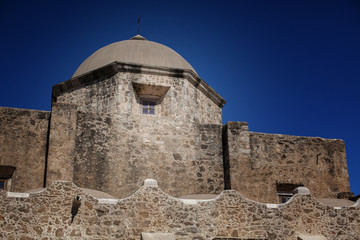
[0,0,359,196]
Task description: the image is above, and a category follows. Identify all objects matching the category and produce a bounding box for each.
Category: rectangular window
[0,179,7,190]
[142,101,155,115]
[279,194,292,203]
[0,165,16,191]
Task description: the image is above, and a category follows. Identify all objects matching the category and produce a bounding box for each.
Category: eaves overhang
[52,62,226,108]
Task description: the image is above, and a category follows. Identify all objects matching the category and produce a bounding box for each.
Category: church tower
[46,35,226,198]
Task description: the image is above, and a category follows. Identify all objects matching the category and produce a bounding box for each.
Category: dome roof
[73,35,196,77]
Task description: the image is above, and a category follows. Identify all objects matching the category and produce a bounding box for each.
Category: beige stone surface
[141,232,175,240]
[297,234,327,240]
[80,188,117,199]
[0,181,358,239]
[317,198,355,207]
[224,121,351,203]
[179,193,218,200]
[51,69,225,198]
[72,111,224,198]
[56,70,223,125]
[0,107,49,192]
[46,103,78,185]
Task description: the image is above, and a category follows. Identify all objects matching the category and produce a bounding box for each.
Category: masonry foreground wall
[0,107,50,192]
[224,121,351,203]
[0,181,359,239]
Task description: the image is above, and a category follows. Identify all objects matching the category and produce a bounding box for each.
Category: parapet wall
[0,107,50,192]
[0,180,359,239]
[224,121,351,203]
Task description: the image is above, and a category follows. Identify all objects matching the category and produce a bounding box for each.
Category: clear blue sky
[1,0,359,196]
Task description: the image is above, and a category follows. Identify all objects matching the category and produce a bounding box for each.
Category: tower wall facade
[54,68,222,125]
[48,68,225,198]
[72,111,223,198]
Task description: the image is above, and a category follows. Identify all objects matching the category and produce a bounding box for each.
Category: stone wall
[49,68,225,198]
[224,121,351,203]
[0,180,358,239]
[46,103,78,185]
[72,111,224,198]
[0,107,50,192]
[55,70,222,125]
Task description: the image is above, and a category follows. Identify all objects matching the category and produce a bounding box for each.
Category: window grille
[142,101,155,115]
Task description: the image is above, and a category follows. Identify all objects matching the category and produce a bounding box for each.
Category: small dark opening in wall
[276,183,303,203]
[0,179,7,190]
[0,166,16,191]
[0,165,16,179]
[276,183,303,193]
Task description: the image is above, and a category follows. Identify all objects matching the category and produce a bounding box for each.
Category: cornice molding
[52,62,226,108]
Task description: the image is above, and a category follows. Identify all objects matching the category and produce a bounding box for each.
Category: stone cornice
[52,62,226,108]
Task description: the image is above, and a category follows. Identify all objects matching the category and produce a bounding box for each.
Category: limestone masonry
[0,34,358,239]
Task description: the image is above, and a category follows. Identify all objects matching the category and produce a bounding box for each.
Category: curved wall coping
[250,130,344,141]
[3,179,359,209]
[6,192,30,198]
[97,198,119,204]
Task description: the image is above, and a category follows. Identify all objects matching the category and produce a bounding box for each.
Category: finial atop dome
[132,16,147,40]
[130,34,147,41]
[138,16,141,35]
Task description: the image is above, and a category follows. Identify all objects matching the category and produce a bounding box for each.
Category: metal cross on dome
[138,16,141,35]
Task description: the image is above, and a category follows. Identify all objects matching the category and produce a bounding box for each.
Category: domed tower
[47,35,226,198]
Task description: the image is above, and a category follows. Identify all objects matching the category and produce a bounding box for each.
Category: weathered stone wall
[55,70,222,125]
[46,103,78,185]
[224,121,351,203]
[0,107,50,192]
[49,69,225,198]
[0,180,358,239]
[72,111,224,198]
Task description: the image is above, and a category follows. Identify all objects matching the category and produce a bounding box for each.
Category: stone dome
[73,35,197,77]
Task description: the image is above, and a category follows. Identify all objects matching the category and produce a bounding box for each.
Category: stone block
[297,233,327,240]
[293,187,311,195]
[141,233,175,240]
[143,179,158,187]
